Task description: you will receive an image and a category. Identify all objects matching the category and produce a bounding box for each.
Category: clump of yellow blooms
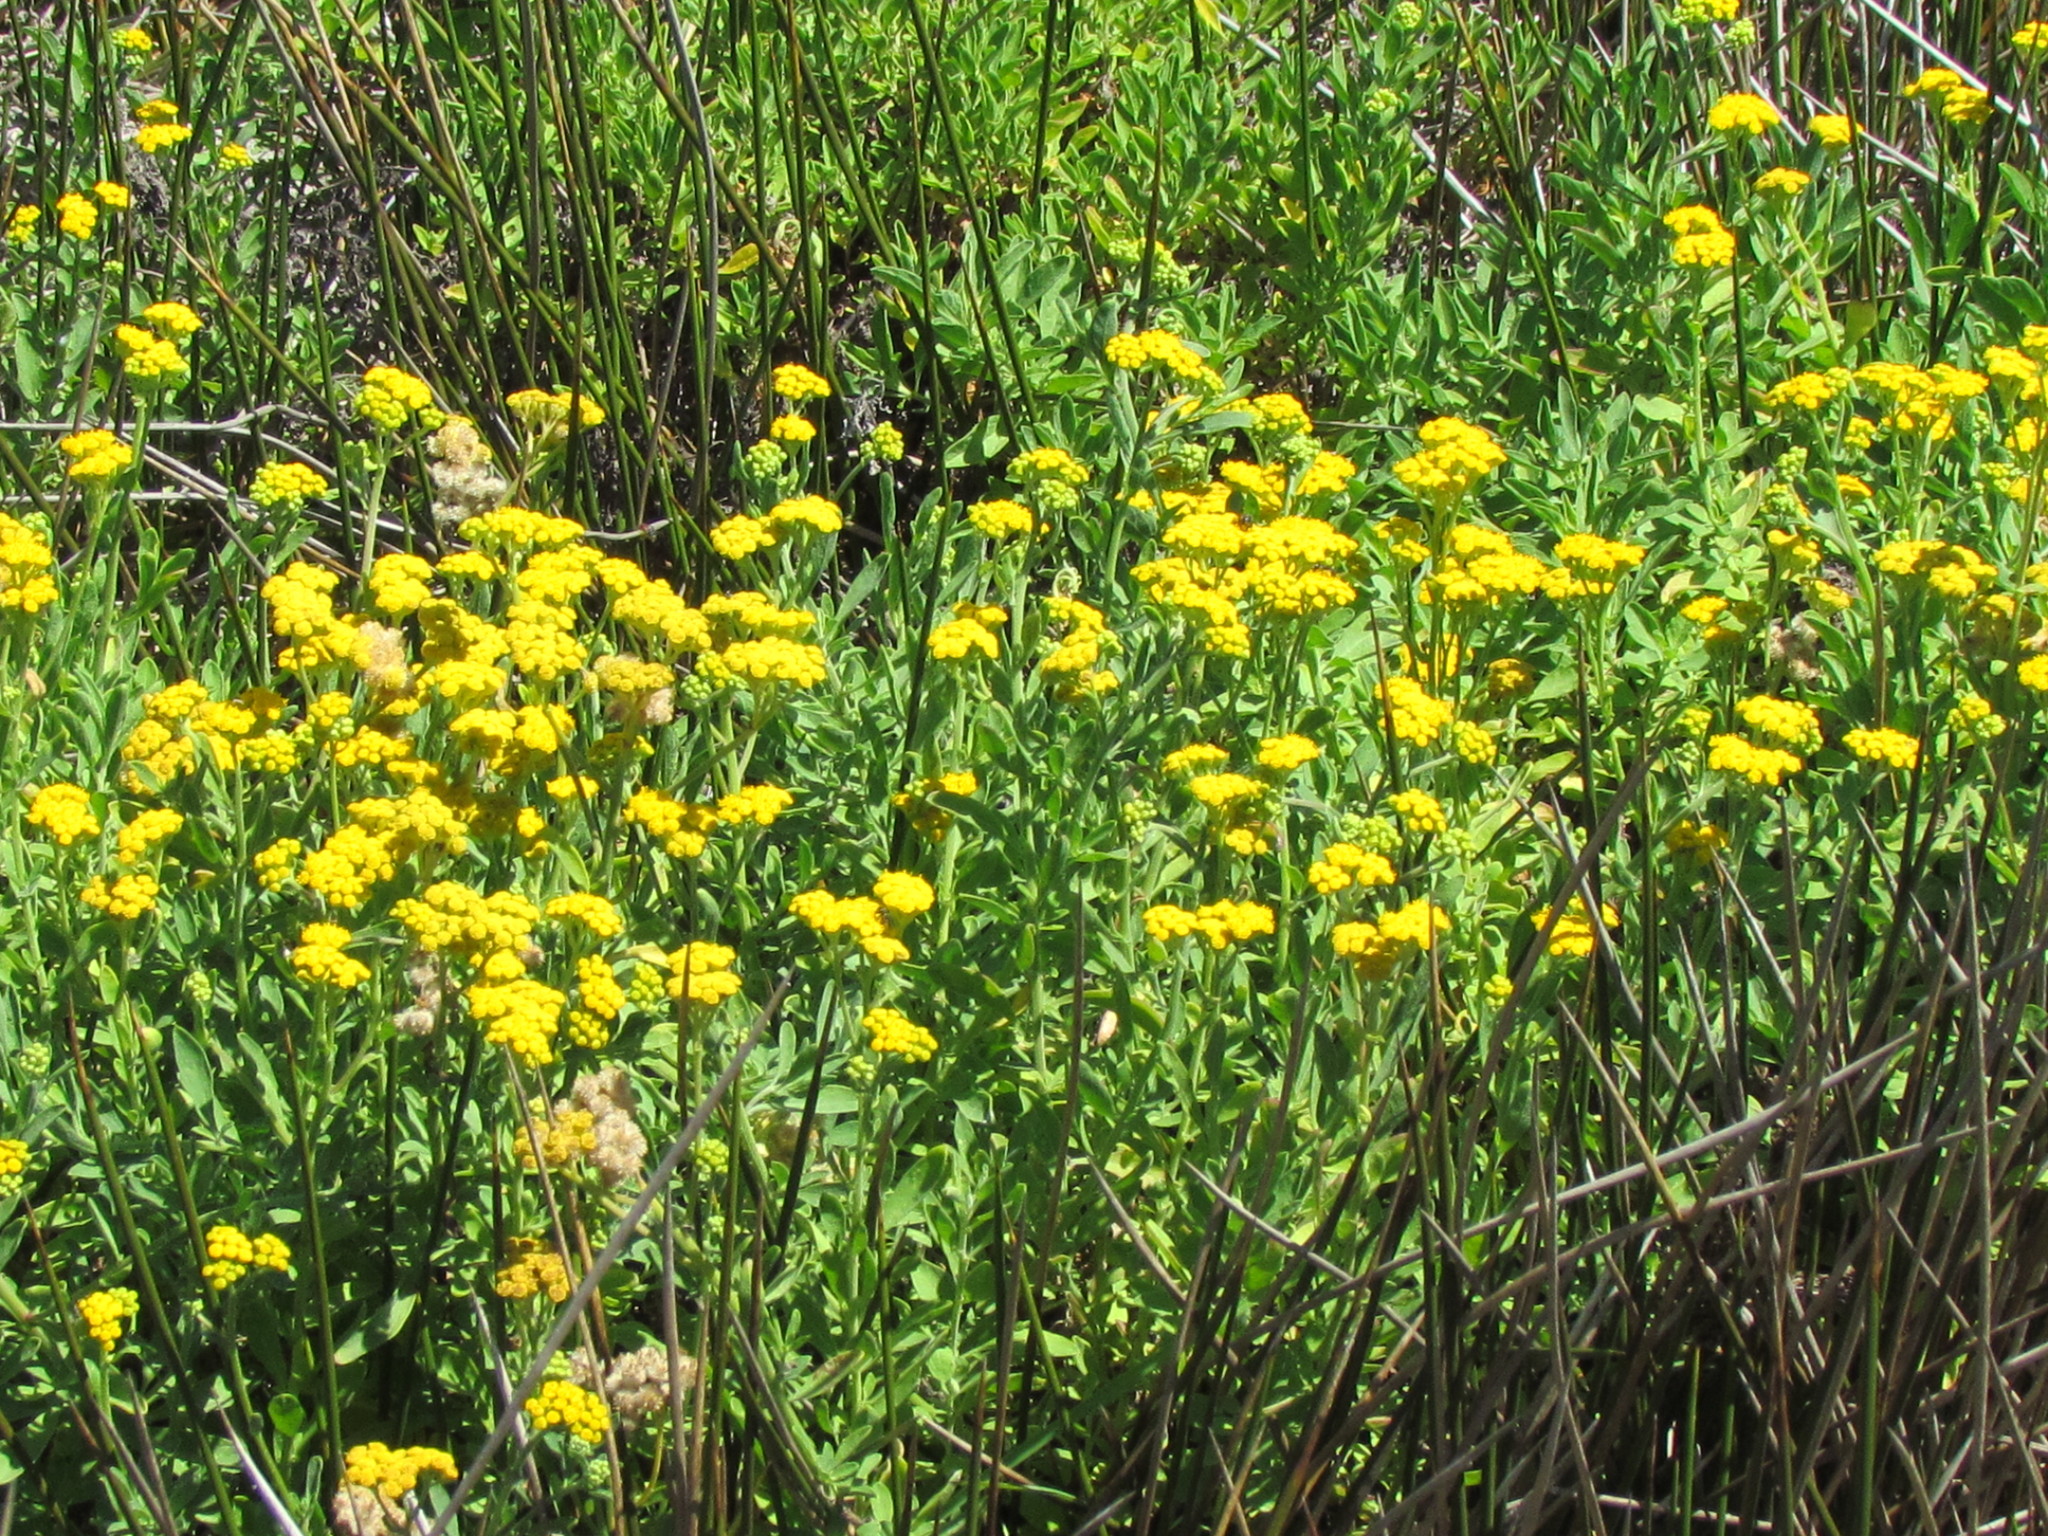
[1104,328,1220,388]
[343,1443,459,1500]
[969,498,1035,539]
[1040,595,1118,696]
[78,1288,140,1350]
[1533,896,1620,958]
[1810,113,1856,149]
[357,366,442,431]
[292,923,371,989]
[201,1224,292,1289]
[1332,898,1451,979]
[1664,205,1735,267]
[526,1379,611,1444]
[82,873,160,920]
[1143,900,1275,949]
[1665,819,1728,859]
[1387,788,1447,835]
[1706,92,1781,135]
[928,602,1007,660]
[1391,417,1507,509]
[496,1236,572,1302]
[1707,734,1804,787]
[862,1006,939,1062]
[135,99,193,154]
[772,362,831,401]
[1753,167,1811,198]
[250,461,333,508]
[26,783,99,845]
[59,429,135,482]
[1545,534,1646,599]
[1842,727,1921,771]
[1873,539,1996,600]
[665,942,742,1008]
[1308,843,1398,894]
[1381,675,1456,746]
[790,872,934,964]
[0,512,58,613]
[1735,695,1822,752]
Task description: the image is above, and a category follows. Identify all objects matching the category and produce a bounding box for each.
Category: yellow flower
[56,191,96,239]
[78,1288,140,1350]
[1307,842,1397,894]
[1331,898,1450,979]
[250,461,331,507]
[863,1006,939,1062]
[1256,734,1319,772]
[1103,328,1217,386]
[6,204,39,243]
[1142,900,1275,949]
[1941,88,1991,125]
[115,26,155,51]
[1665,819,1728,859]
[2017,20,2048,52]
[1752,167,1810,198]
[1531,896,1620,958]
[1903,67,1964,98]
[357,365,442,431]
[95,181,131,208]
[968,498,1034,539]
[1735,694,1822,751]
[927,602,1004,660]
[26,783,99,845]
[115,808,183,864]
[1387,788,1446,835]
[1706,733,1803,787]
[1380,675,1455,745]
[137,121,192,154]
[769,413,817,443]
[1842,726,1920,770]
[873,870,935,916]
[665,941,742,1007]
[291,923,371,990]
[1663,204,1735,267]
[771,362,831,401]
[1706,91,1781,135]
[141,301,203,337]
[1809,113,1856,148]
[526,1380,610,1443]
[344,1444,459,1501]
[82,873,159,920]
[1390,417,1506,508]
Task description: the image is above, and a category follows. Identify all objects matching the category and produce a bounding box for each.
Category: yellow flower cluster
[135,99,193,154]
[1546,534,1646,599]
[1039,596,1117,696]
[711,495,842,560]
[357,365,442,430]
[928,602,1006,660]
[1533,896,1620,958]
[1142,900,1276,949]
[1855,362,1985,440]
[343,1443,459,1500]
[507,386,605,436]
[862,1006,939,1062]
[201,1224,292,1289]
[250,461,332,508]
[517,1097,596,1168]
[1753,167,1810,198]
[1810,113,1856,148]
[1388,788,1447,835]
[1663,205,1735,267]
[1380,675,1456,746]
[1735,694,1822,752]
[115,808,182,864]
[790,872,933,964]
[1103,328,1218,387]
[772,362,831,401]
[496,1237,571,1302]
[82,873,159,920]
[1842,727,1920,770]
[665,941,742,1008]
[1707,734,1804,787]
[1420,524,1548,608]
[1390,417,1507,508]
[78,1288,140,1350]
[1332,898,1451,979]
[115,309,192,382]
[1904,68,1990,124]
[1307,842,1398,894]
[1873,539,1996,600]
[1665,819,1728,858]
[59,428,135,482]
[291,923,371,989]
[0,512,57,614]
[26,783,99,844]
[527,1379,611,1442]
[1706,92,1781,135]
[968,498,1035,539]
